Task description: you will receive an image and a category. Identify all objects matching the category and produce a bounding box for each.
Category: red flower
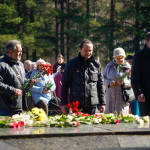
[115,119,120,124]
[18,121,25,126]
[77,112,82,116]
[10,122,17,128]
[41,64,53,75]
[71,102,75,106]
[72,107,78,112]
[82,113,85,117]
[74,101,79,107]
[94,114,98,117]
[98,115,102,119]
[66,104,70,109]
[74,107,78,112]
[16,122,21,128]
[75,121,79,126]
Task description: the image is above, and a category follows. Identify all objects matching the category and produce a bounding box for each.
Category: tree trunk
[86,0,89,36]
[55,0,59,60]
[32,50,37,62]
[109,0,115,60]
[134,1,140,52]
[30,8,37,61]
[17,0,21,31]
[67,0,70,61]
[60,0,64,57]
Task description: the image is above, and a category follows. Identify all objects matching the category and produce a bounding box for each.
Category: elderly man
[0,40,35,116]
[61,39,106,114]
[24,60,32,73]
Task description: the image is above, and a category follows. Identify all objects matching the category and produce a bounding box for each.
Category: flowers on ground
[0,110,149,128]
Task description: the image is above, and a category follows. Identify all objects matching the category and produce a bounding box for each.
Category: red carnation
[66,104,70,109]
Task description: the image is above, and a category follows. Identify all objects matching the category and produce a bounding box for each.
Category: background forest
[0,0,150,68]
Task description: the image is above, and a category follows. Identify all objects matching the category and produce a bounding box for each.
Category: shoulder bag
[121,85,135,104]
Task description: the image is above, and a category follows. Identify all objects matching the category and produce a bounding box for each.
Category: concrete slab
[117,135,150,148]
[0,141,20,150]
[0,125,112,139]
[92,122,150,134]
[1,135,119,150]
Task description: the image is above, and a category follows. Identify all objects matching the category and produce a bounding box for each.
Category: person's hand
[117,80,124,85]
[29,79,36,87]
[14,89,22,96]
[109,81,115,87]
[138,94,145,102]
[61,105,66,114]
[99,105,105,113]
[42,87,50,93]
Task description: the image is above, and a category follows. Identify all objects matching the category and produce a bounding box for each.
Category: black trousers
[78,105,96,115]
[37,100,48,115]
[138,101,150,116]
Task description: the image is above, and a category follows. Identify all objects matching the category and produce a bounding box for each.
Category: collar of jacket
[144,44,150,55]
[108,60,131,70]
[3,54,19,65]
[78,52,95,63]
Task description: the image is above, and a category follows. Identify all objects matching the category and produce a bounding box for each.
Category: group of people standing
[0,32,150,117]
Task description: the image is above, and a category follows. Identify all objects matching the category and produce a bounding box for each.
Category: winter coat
[0,54,25,113]
[29,68,56,105]
[131,44,150,100]
[53,62,65,73]
[61,52,106,107]
[103,60,131,114]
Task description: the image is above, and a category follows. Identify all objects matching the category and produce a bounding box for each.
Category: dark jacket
[131,44,150,101]
[61,52,106,107]
[53,62,65,73]
[0,54,25,113]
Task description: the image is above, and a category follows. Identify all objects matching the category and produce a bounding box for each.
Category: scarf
[112,60,124,74]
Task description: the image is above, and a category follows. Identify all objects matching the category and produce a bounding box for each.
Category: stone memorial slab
[0,125,111,139]
[92,122,150,134]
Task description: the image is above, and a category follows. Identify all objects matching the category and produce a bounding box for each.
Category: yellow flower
[37,113,47,121]
[39,108,45,114]
[32,107,39,111]
[143,116,149,123]
[32,110,39,115]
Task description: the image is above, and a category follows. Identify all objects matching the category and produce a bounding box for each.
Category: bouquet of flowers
[114,68,131,86]
[66,101,79,113]
[45,81,53,90]
[21,64,53,91]
[12,64,53,98]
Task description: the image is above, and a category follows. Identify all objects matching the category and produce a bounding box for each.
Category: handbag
[121,85,135,104]
[48,92,60,109]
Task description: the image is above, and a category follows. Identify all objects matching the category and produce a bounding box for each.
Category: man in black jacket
[131,32,150,116]
[61,39,106,114]
[0,40,35,116]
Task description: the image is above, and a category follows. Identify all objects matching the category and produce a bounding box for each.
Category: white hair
[36,58,46,66]
[30,62,36,70]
